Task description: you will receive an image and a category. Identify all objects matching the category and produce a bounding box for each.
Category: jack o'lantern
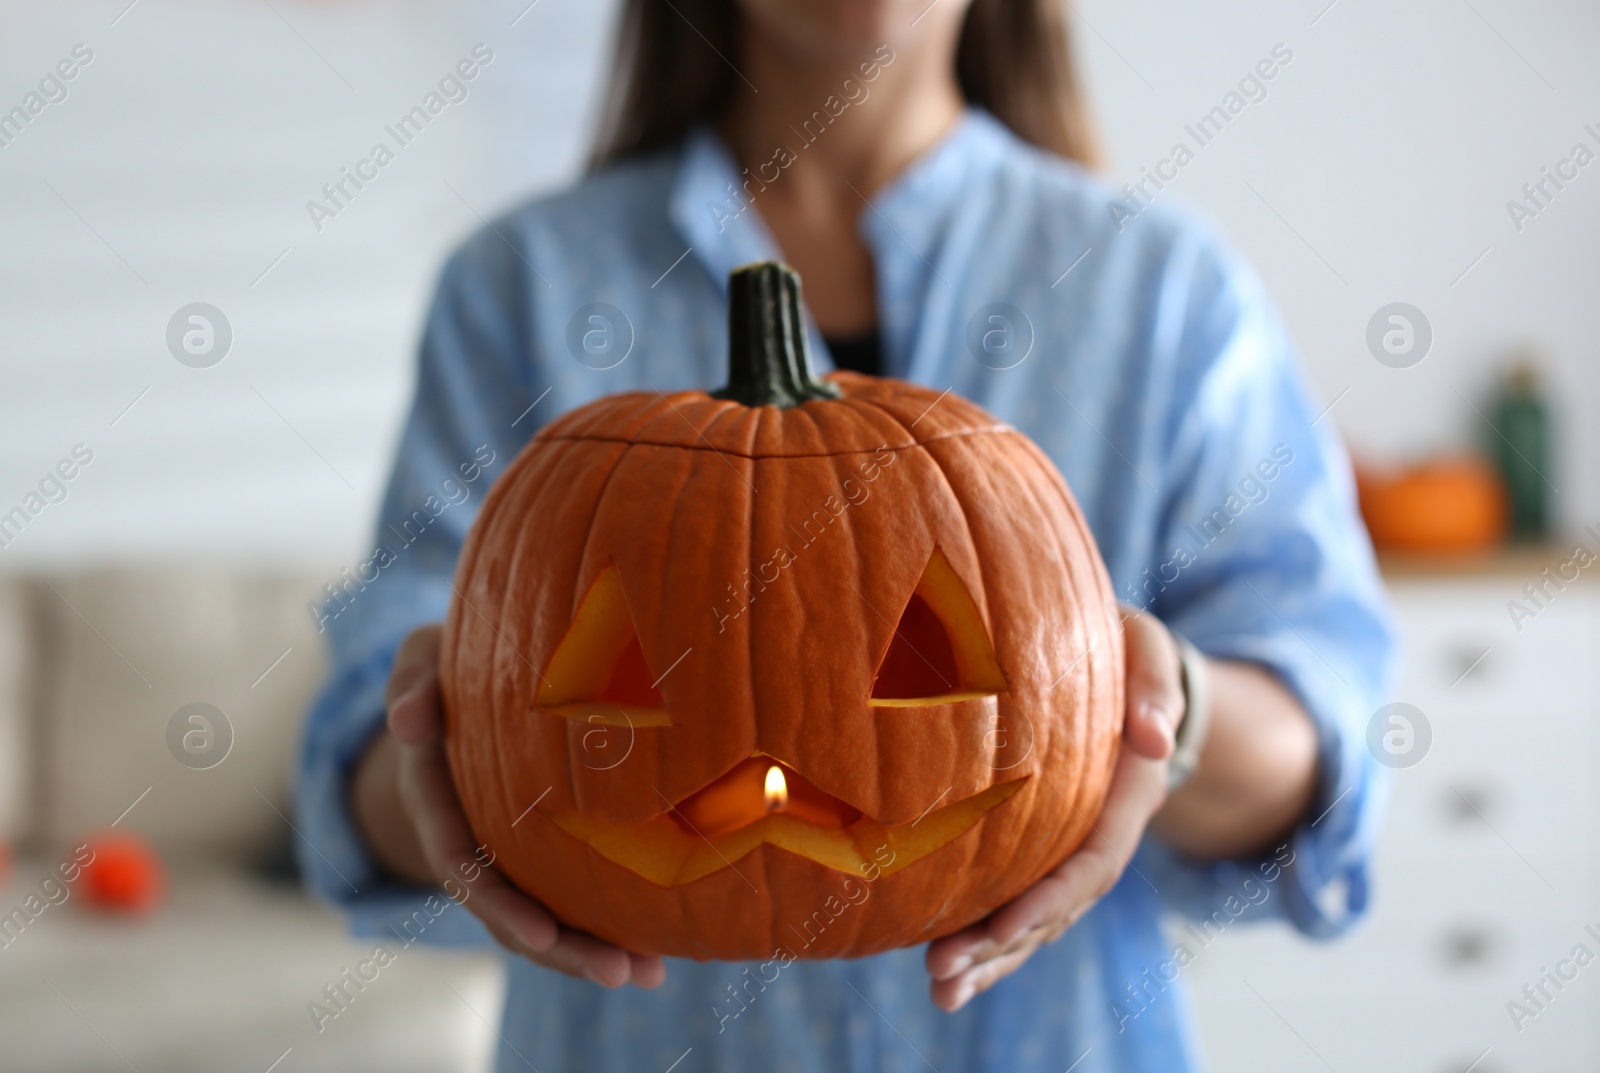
[440,262,1123,960]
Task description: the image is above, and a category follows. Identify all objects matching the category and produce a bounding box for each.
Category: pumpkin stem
[714,261,842,409]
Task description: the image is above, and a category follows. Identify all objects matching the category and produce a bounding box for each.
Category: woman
[299,1,1395,1069]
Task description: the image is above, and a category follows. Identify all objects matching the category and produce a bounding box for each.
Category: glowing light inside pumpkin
[673,758,862,836]
[764,765,788,811]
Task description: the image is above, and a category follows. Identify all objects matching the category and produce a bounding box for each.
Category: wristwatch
[1166,634,1212,791]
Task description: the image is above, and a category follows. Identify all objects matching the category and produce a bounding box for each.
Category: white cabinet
[1188,569,1600,1073]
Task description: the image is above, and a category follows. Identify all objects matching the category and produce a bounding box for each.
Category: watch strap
[1167,634,1212,791]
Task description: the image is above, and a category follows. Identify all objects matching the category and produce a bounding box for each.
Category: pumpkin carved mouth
[544,757,1026,887]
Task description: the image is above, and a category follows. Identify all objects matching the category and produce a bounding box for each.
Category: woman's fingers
[930,940,1039,1011]
[382,622,666,988]
[986,870,1095,949]
[923,755,1158,980]
[927,746,1172,1010]
[479,920,667,988]
[1120,609,1186,760]
[928,917,1051,983]
[927,615,1188,1013]
[628,952,668,989]
[991,748,1167,941]
[390,672,665,986]
[963,943,1037,994]
[548,928,640,987]
[930,922,1057,1010]
[400,739,562,951]
[403,739,664,983]
[925,920,992,980]
[387,625,445,745]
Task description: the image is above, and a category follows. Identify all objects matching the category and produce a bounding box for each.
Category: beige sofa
[0,570,503,1073]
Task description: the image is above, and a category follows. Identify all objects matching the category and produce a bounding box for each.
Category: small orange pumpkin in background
[1356,454,1508,554]
[75,831,164,915]
[441,262,1123,960]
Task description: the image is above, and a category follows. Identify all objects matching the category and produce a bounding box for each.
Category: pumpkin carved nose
[673,757,861,837]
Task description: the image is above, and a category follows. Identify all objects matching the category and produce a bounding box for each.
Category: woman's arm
[1153,648,1320,859]
[350,730,432,886]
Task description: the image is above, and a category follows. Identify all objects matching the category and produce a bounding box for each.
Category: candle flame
[764,764,788,811]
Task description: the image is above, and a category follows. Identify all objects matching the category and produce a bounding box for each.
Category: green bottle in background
[1489,358,1551,541]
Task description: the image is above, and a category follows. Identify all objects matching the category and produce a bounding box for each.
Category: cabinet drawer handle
[1439,925,1496,969]
[1443,644,1492,686]
[1447,784,1496,826]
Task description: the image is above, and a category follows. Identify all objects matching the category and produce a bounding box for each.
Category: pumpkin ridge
[483,454,550,839]
[668,441,755,818]
[1016,432,1124,830]
[693,384,763,456]
[1010,436,1118,875]
[827,372,999,429]
[851,389,1001,451]
[443,435,534,864]
[986,437,1088,882]
[633,390,726,456]
[646,444,705,815]
[1027,441,1109,878]
[564,439,639,816]
[474,445,556,821]
[853,392,928,450]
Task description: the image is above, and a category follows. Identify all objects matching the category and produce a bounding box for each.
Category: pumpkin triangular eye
[536,565,669,726]
[870,549,1006,707]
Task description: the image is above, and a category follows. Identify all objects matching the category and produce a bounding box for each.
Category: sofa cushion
[38,569,331,866]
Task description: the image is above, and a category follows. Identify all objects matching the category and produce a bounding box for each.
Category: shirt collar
[667,106,1014,294]
[667,125,783,288]
[667,107,1015,378]
[859,107,1012,251]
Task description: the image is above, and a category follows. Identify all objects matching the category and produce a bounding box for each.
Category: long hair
[587,0,1102,170]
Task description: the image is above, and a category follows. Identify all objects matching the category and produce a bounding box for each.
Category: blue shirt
[296,109,1396,1073]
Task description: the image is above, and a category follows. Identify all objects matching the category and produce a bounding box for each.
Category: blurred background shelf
[1377,543,1598,580]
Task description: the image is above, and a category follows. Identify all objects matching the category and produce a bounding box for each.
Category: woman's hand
[924,610,1184,1011]
[351,623,666,989]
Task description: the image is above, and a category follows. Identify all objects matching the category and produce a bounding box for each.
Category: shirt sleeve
[294,228,544,946]
[1129,225,1399,940]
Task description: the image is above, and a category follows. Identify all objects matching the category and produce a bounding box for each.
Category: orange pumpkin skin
[441,270,1123,961]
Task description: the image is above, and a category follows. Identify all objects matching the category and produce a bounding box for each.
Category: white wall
[1083,0,1600,524]
[2,0,1596,568]
[0,0,613,567]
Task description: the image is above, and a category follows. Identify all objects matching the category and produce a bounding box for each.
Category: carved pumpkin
[441,262,1123,960]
